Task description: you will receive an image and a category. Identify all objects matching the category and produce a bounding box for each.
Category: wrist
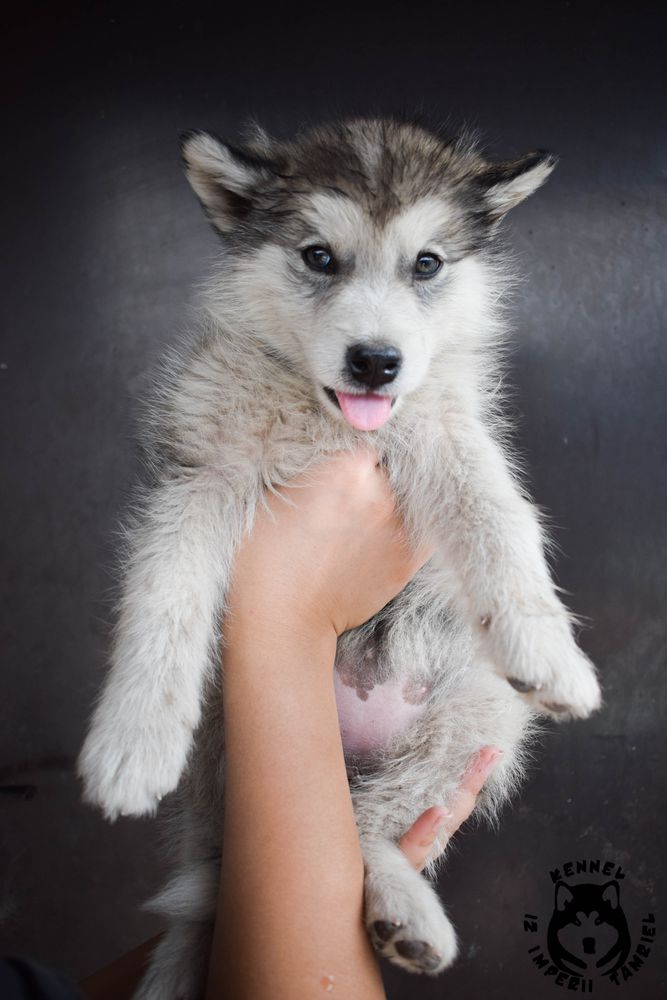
[223,606,337,669]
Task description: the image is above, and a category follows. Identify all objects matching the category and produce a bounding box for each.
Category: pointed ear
[180,130,274,233]
[555,881,574,911]
[601,881,620,909]
[479,150,557,220]
[240,118,275,156]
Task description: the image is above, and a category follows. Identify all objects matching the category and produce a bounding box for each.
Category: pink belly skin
[333,670,430,756]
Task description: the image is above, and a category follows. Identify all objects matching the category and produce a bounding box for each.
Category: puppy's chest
[192,384,353,481]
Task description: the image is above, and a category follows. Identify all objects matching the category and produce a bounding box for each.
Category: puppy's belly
[333,669,430,756]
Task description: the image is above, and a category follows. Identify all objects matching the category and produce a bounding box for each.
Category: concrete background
[1,3,665,997]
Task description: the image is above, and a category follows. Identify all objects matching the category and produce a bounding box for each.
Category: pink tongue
[335,391,393,431]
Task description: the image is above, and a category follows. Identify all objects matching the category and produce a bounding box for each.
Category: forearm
[206,619,386,1000]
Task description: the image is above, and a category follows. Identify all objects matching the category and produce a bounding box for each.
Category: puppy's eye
[302,245,336,274]
[414,252,443,278]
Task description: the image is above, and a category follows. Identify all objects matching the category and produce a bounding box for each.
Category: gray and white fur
[77,116,602,995]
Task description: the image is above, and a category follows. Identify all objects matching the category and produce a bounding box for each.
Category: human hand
[397,747,503,871]
[225,449,434,644]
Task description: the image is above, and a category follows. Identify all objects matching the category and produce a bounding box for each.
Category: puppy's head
[182,117,555,431]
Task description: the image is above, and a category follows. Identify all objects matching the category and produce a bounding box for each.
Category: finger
[409,540,436,574]
[391,519,435,575]
[397,805,452,871]
[460,745,505,797]
[442,745,505,836]
[352,445,381,470]
[397,746,504,872]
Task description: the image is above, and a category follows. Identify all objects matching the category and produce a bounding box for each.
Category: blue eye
[414,253,443,278]
[302,245,336,273]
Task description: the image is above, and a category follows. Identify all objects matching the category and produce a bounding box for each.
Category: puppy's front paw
[507,648,602,720]
[78,715,192,820]
[486,610,602,720]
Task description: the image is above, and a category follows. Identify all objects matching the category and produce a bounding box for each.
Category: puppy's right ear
[180,131,273,233]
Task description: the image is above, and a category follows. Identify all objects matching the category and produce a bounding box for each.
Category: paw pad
[507,677,543,694]
[395,939,428,959]
[394,939,442,971]
[372,919,403,942]
[541,700,570,714]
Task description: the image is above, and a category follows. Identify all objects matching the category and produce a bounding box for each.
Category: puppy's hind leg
[363,836,458,975]
[133,919,213,1000]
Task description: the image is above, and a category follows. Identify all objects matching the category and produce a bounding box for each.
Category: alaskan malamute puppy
[78,117,601,997]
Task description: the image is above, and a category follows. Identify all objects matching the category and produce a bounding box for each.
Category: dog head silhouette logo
[547,880,632,976]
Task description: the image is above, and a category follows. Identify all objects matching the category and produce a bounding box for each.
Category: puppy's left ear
[479,150,557,220]
[180,130,274,233]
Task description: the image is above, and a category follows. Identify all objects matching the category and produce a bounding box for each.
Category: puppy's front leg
[423,413,601,719]
[78,472,250,819]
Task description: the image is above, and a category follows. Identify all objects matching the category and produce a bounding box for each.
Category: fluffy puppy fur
[77,116,601,996]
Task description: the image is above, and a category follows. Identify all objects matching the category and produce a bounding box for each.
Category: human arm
[205,450,502,999]
[206,449,431,1000]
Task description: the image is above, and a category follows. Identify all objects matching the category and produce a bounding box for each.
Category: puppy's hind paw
[369,910,457,975]
[370,919,450,973]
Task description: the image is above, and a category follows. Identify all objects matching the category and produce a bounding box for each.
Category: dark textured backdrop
[1,3,665,997]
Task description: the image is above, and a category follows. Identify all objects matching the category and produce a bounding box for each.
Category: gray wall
[1,4,665,997]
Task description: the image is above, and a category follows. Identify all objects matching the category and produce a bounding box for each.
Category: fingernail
[462,747,505,796]
[487,747,504,765]
[480,748,504,776]
[431,808,452,834]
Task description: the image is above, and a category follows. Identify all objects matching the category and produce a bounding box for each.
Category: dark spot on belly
[337,666,375,701]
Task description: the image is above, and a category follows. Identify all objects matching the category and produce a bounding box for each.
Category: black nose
[346,343,402,389]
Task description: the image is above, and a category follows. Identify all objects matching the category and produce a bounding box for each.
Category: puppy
[78,117,601,997]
